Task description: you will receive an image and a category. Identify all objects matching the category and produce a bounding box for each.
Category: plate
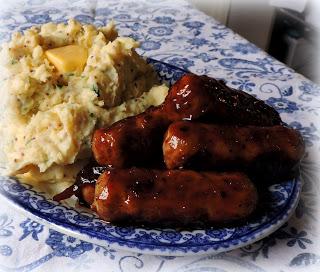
[0,59,302,256]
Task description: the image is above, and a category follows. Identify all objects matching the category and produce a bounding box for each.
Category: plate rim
[0,176,302,256]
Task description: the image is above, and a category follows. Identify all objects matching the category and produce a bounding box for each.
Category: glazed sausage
[92,107,169,168]
[92,74,282,167]
[53,163,107,206]
[92,168,258,227]
[163,73,281,125]
[163,121,305,180]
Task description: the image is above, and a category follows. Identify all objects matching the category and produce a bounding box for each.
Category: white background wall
[187,0,319,83]
[187,0,230,25]
[187,0,275,50]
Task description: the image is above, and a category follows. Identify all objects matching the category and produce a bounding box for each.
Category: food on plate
[163,74,281,126]
[92,168,258,227]
[163,121,305,179]
[53,163,107,205]
[0,17,302,228]
[0,19,168,188]
[92,73,282,168]
[45,45,88,74]
[54,71,304,228]
[92,106,168,168]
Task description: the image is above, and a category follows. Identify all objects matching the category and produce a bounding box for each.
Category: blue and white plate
[0,59,301,256]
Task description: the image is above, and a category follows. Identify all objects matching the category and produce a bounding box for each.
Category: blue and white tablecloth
[0,0,319,271]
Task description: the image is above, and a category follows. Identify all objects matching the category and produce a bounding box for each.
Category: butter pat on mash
[45,45,88,73]
[0,19,168,189]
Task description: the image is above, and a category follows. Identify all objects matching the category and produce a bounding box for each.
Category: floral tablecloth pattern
[0,0,319,271]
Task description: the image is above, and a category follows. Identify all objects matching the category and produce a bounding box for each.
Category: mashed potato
[0,19,168,190]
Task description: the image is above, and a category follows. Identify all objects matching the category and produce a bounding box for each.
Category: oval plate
[0,59,301,256]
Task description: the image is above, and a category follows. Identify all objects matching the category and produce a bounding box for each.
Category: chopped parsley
[26,137,35,145]
[92,84,100,97]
